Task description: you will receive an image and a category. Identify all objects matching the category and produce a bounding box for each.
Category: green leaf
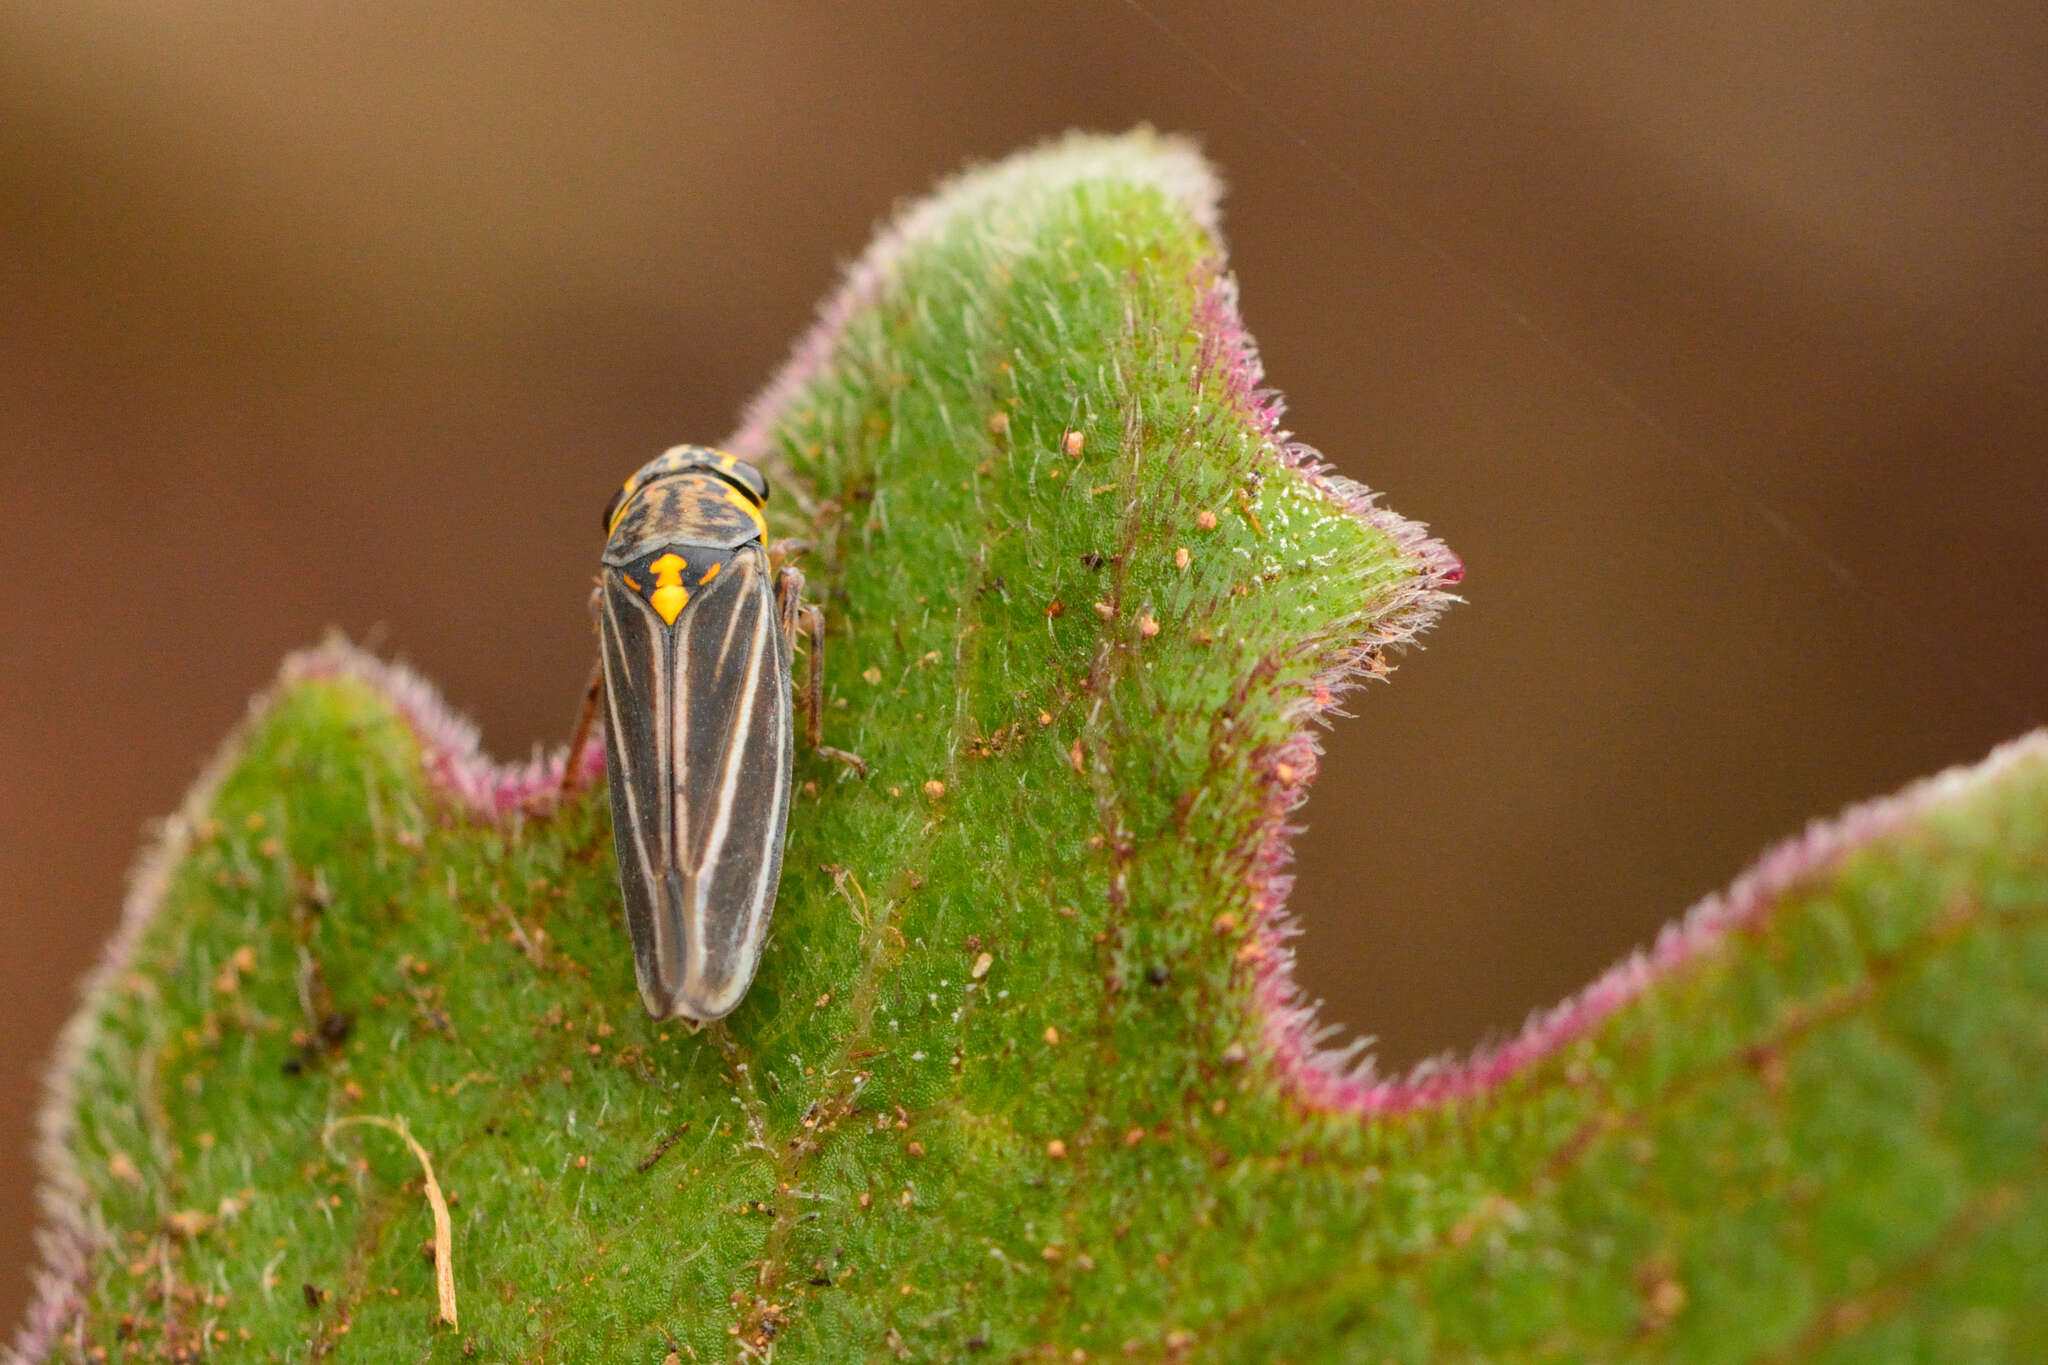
[14,130,2048,1364]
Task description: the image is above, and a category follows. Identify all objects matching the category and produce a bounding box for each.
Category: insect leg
[561,660,605,796]
[799,603,825,749]
[772,565,815,743]
[775,562,806,651]
[775,565,867,776]
[560,580,607,797]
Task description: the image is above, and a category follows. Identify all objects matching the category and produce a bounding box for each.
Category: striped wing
[598,542,793,1021]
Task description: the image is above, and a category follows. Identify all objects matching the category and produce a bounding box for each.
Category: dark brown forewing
[598,569,680,1015]
[666,544,792,1019]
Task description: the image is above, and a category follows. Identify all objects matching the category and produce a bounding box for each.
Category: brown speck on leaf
[1041,1244,1064,1263]
[1044,1026,1061,1045]
[1221,1042,1249,1065]
[1637,1260,1689,1332]
[1057,905,1077,918]
[107,1151,142,1185]
[1091,600,1115,621]
[1138,614,1160,638]
[861,665,882,685]
[987,410,1009,436]
[1746,1042,1789,1095]
[1192,629,1215,646]
[163,1209,212,1241]
[858,1192,873,1209]
[1062,429,1084,457]
[634,1122,691,1174]
[1037,710,1053,726]
[906,1142,924,1158]
[1195,509,1218,531]
[1046,1139,1068,1159]
[1124,1128,1145,1147]
[923,779,946,800]
[971,952,994,980]
[1174,546,1191,571]
[1212,912,1238,934]
[1068,738,1086,774]
[1045,598,1065,619]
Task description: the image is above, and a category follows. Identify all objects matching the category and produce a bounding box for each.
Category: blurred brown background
[4,2,2044,1326]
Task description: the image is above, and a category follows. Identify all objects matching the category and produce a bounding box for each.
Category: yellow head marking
[698,561,722,586]
[608,477,637,534]
[724,484,767,538]
[648,553,690,624]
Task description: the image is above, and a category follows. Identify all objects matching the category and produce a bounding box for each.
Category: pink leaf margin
[5,637,610,1365]
[1249,714,2048,1115]
[727,127,1222,472]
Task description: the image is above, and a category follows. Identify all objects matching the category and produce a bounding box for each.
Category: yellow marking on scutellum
[649,553,690,624]
[699,562,722,586]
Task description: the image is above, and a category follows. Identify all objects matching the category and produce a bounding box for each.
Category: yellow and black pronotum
[565,445,852,1023]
